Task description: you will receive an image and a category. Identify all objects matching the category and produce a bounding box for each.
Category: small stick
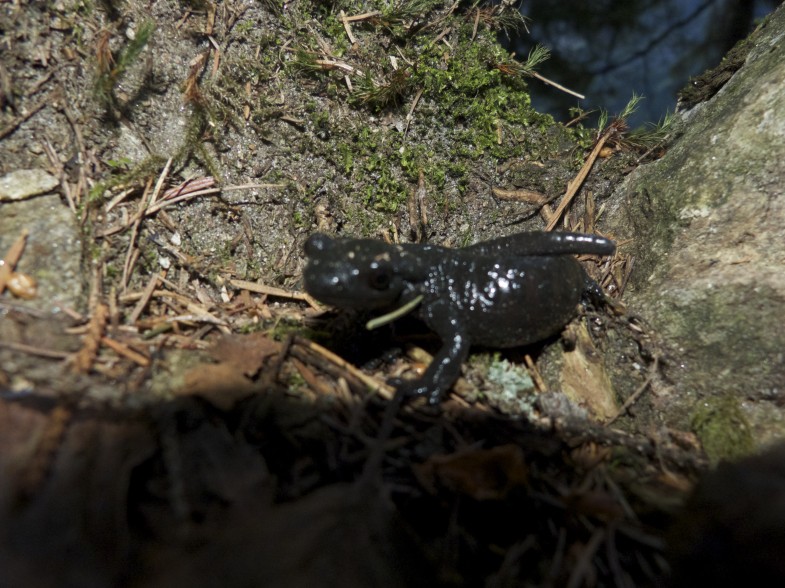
[546,129,613,231]
[149,157,173,208]
[314,59,359,75]
[0,229,29,295]
[101,336,150,366]
[229,279,321,310]
[101,177,283,239]
[0,340,72,359]
[524,354,548,393]
[291,356,335,397]
[128,270,163,325]
[104,187,136,213]
[98,188,223,237]
[402,87,424,141]
[605,357,658,426]
[294,337,395,400]
[121,178,154,292]
[530,71,585,100]
[72,303,109,373]
[0,97,47,140]
[339,10,357,44]
[342,11,381,22]
[160,176,215,201]
[366,295,422,330]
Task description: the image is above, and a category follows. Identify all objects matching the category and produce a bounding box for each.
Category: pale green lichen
[482,356,537,415]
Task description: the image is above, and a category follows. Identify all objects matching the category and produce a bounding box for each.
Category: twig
[314,59,361,75]
[26,68,61,95]
[61,98,86,166]
[545,128,614,231]
[617,255,635,297]
[72,303,110,373]
[342,11,381,22]
[221,184,286,192]
[524,354,547,393]
[121,288,204,308]
[121,178,153,291]
[290,343,369,397]
[291,356,335,397]
[160,176,215,201]
[101,185,233,237]
[634,134,671,165]
[530,71,585,100]
[0,229,29,295]
[0,97,48,140]
[339,10,357,45]
[402,87,424,141]
[122,288,225,330]
[149,156,173,208]
[229,279,321,310]
[99,178,279,238]
[128,270,163,325]
[567,527,605,588]
[120,188,222,233]
[101,336,150,366]
[104,187,137,213]
[164,313,226,326]
[294,336,395,400]
[0,340,72,359]
[41,139,76,214]
[605,357,658,425]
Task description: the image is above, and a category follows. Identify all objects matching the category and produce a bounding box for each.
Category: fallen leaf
[415,444,528,500]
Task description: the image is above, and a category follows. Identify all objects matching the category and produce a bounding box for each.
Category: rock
[0,169,58,201]
[0,194,83,311]
[606,5,785,447]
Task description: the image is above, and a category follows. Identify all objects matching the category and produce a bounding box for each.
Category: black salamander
[304,231,615,404]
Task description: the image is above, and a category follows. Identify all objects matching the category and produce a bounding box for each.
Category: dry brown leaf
[176,333,282,410]
[414,444,528,500]
[208,332,281,378]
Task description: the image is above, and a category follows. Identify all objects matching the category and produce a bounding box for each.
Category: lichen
[480,355,537,416]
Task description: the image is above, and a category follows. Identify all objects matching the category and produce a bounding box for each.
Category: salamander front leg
[392,314,470,405]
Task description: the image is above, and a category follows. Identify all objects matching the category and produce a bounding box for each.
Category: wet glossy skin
[304,231,615,404]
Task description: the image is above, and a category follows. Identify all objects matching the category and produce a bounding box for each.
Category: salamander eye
[368,263,392,290]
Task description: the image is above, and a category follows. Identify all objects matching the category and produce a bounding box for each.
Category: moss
[228,1,574,234]
[82,0,602,303]
[691,395,754,465]
[677,34,754,108]
[93,20,156,112]
[661,285,784,393]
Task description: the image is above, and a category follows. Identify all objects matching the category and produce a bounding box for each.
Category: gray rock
[607,6,785,445]
[0,169,59,201]
[0,194,83,311]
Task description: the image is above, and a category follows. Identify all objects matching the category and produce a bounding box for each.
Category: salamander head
[304,233,416,310]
